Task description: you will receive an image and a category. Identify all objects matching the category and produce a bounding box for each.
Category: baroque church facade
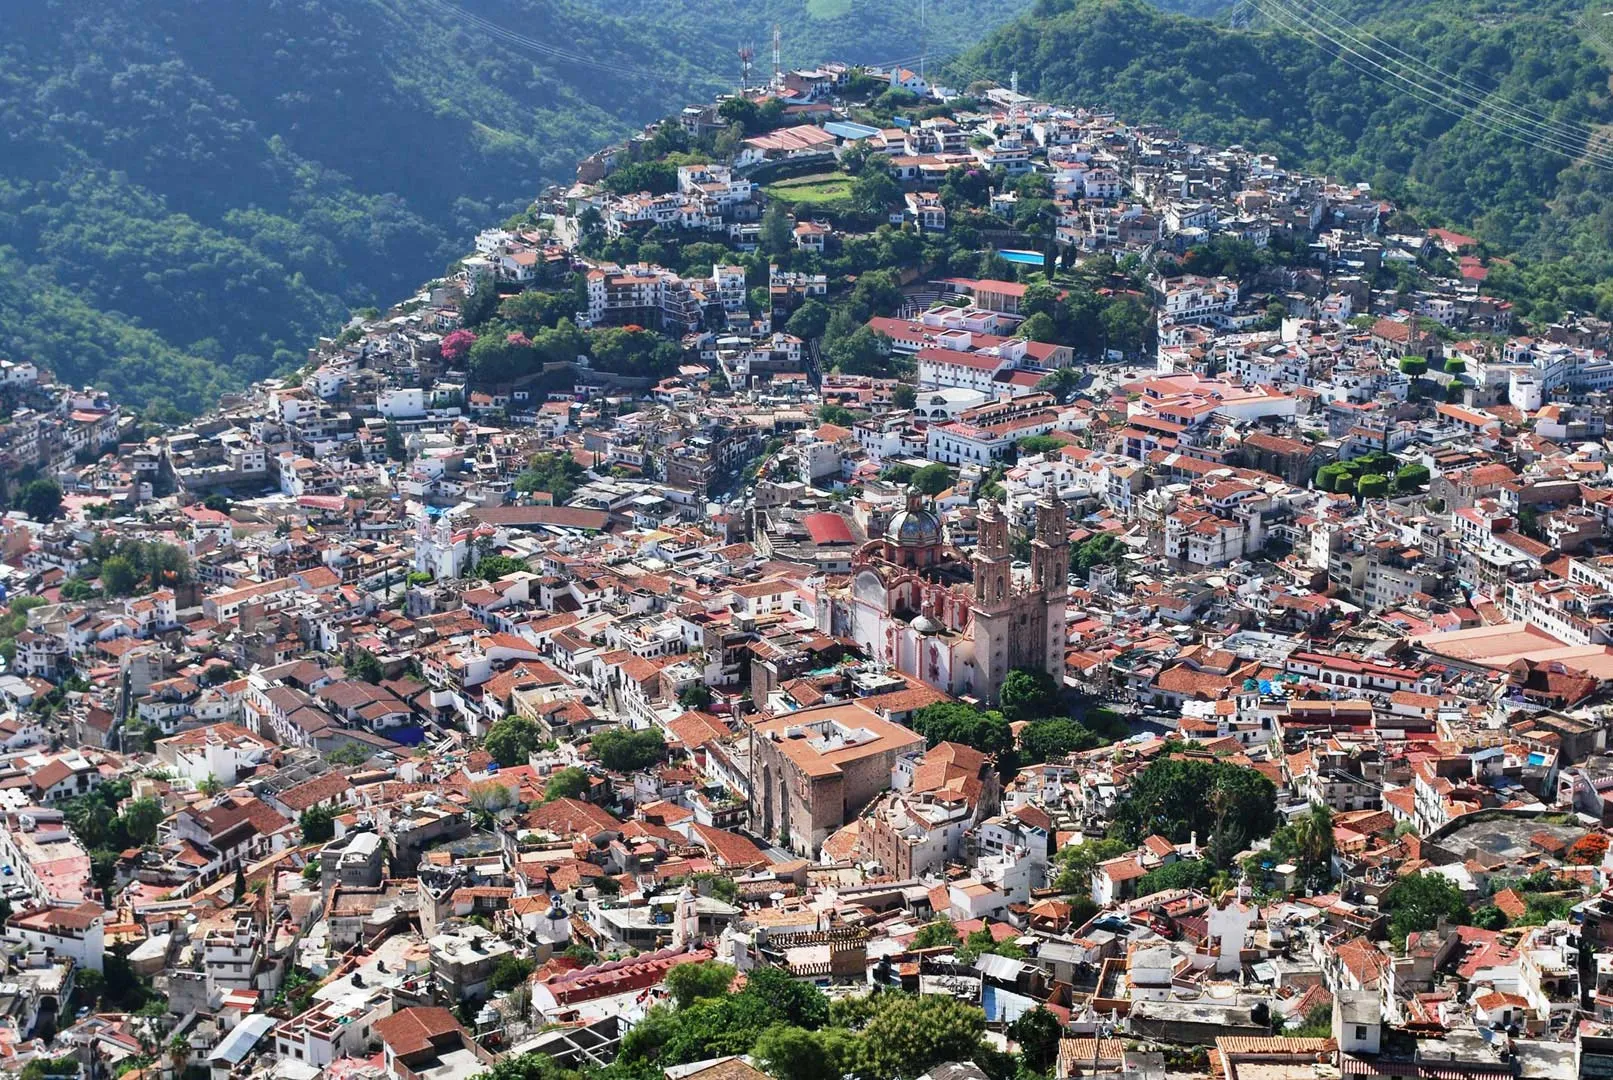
[820,486,1070,704]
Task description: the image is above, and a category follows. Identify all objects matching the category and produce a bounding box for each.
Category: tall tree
[485,715,542,768]
[299,805,336,844]
[784,299,831,341]
[384,420,406,462]
[20,479,62,522]
[755,1025,859,1080]
[1113,755,1277,864]
[854,992,989,1080]
[761,204,793,255]
[1007,1006,1063,1073]
[664,960,736,1008]
[1384,872,1469,947]
[541,767,590,802]
[999,668,1060,722]
[119,797,165,847]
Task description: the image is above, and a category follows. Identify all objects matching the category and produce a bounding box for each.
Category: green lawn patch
[763,173,853,204]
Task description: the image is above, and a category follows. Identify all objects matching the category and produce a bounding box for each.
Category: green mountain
[0,0,727,413]
[0,0,1031,415]
[960,0,1613,322]
[584,0,1034,69]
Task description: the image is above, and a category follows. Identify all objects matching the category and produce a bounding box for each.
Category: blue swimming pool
[998,249,1044,265]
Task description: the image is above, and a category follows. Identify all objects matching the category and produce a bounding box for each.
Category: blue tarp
[386,724,427,746]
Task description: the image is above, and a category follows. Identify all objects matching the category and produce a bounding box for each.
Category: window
[1354,1026,1366,1041]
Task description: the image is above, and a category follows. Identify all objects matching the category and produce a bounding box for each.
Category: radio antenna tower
[738,44,755,90]
[771,23,782,89]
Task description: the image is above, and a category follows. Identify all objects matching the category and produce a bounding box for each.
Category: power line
[1329,1,1609,144]
[866,51,933,71]
[413,0,728,84]
[1250,0,1613,168]
[1275,0,1610,151]
[1257,0,1613,164]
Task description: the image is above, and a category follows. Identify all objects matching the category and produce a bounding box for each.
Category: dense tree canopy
[1112,754,1278,866]
[20,480,63,523]
[854,992,990,1080]
[1137,858,1216,896]
[484,715,542,768]
[1008,1007,1063,1073]
[909,701,1014,760]
[0,0,1050,411]
[541,767,590,803]
[1019,716,1104,762]
[999,667,1061,721]
[911,919,961,949]
[470,554,530,581]
[91,538,193,597]
[299,805,336,844]
[1072,533,1127,576]
[663,960,736,1009]
[1384,871,1470,946]
[909,463,956,496]
[515,451,588,503]
[590,727,667,772]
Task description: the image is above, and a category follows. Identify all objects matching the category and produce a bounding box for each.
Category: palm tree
[65,802,100,846]
[1293,803,1335,889]
[167,1034,191,1079]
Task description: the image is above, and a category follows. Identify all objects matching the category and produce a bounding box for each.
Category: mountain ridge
[1,0,1034,415]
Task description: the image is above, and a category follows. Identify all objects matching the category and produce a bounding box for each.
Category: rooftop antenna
[919,0,926,85]
[771,23,781,90]
[738,44,755,90]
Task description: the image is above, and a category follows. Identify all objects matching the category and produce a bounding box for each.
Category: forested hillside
[962,0,1613,324]
[589,0,1033,66]
[0,0,726,412]
[1,0,1032,415]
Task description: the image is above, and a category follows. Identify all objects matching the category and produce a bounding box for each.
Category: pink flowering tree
[441,328,476,363]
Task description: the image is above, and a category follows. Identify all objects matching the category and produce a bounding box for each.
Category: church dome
[911,613,943,635]
[887,504,942,548]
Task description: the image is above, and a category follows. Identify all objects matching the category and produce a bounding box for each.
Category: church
[818,486,1070,704]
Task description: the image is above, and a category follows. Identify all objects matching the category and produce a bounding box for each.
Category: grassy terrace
[763,172,854,204]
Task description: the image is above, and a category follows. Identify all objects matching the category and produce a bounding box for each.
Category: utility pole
[919,0,926,85]
[771,23,781,91]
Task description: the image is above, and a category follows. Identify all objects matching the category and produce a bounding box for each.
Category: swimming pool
[998,249,1044,265]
